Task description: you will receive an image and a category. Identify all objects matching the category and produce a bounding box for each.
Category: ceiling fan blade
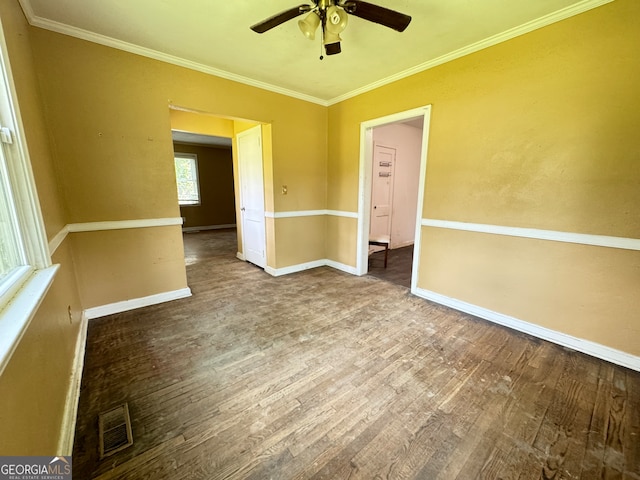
[250,5,311,33]
[342,1,411,32]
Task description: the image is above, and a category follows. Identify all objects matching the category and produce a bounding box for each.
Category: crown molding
[327,0,615,105]
[18,2,329,107]
[19,0,613,107]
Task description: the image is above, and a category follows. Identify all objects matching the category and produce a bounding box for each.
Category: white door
[370,144,396,240]
[237,125,266,268]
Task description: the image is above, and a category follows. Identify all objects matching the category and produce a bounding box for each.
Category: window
[0,138,27,292]
[0,20,57,375]
[174,153,200,206]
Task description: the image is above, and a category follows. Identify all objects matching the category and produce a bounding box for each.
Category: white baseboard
[84,288,192,320]
[325,259,359,275]
[182,224,236,232]
[413,287,640,372]
[263,259,358,277]
[57,311,88,455]
[236,252,245,261]
[265,260,327,277]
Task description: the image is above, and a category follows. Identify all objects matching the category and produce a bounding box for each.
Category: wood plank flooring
[368,245,414,288]
[72,229,640,479]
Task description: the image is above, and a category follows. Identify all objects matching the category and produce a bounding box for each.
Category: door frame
[355,105,432,293]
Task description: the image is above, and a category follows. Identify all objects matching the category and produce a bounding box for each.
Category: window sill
[0,264,59,376]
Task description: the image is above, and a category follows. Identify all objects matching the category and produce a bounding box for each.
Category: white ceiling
[172,131,232,148]
[20,0,611,105]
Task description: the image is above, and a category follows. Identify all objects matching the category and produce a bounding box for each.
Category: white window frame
[174,152,201,206]
[0,17,58,376]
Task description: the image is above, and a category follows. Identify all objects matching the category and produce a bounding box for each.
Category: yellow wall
[328,0,640,355]
[1,0,639,458]
[0,243,82,454]
[0,0,83,454]
[274,216,327,268]
[29,24,328,299]
[326,216,357,267]
[70,227,188,308]
[170,109,234,138]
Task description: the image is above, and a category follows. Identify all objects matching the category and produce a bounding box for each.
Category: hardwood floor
[72,229,640,479]
[368,245,414,288]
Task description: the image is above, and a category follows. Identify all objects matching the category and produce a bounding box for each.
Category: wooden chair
[368,235,390,268]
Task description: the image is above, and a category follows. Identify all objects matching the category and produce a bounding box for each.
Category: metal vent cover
[98,403,134,458]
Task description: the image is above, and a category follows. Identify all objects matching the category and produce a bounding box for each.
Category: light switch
[282,185,288,195]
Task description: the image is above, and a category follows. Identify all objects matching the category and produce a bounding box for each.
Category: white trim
[0,265,31,309]
[20,1,611,107]
[264,210,357,219]
[57,311,88,456]
[264,259,358,277]
[48,219,186,254]
[413,287,640,372]
[67,217,183,233]
[84,287,192,320]
[20,11,328,107]
[264,210,325,219]
[265,260,326,277]
[326,210,358,219]
[356,106,432,277]
[182,224,236,232]
[236,252,246,261]
[48,225,70,256]
[324,259,359,276]
[326,0,615,105]
[422,219,640,251]
[0,265,59,376]
[0,16,51,271]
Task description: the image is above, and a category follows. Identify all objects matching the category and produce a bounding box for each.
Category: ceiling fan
[250,0,411,57]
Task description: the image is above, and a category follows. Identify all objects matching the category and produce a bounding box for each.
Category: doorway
[169,108,268,270]
[356,105,432,293]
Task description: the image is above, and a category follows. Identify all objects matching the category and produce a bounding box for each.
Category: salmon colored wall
[0,0,83,455]
[328,0,640,355]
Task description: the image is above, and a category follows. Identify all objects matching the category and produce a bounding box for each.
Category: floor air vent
[99,403,134,458]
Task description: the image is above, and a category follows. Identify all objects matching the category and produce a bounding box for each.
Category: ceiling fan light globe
[298,12,321,40]
[325,6,348,34]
